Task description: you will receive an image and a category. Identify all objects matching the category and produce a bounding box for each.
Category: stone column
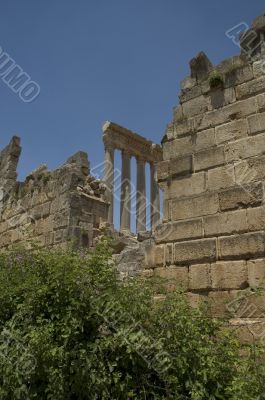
[136,156,146,233]
[120,149,131,232]
[104,144,114,225]
[150,162,160,230]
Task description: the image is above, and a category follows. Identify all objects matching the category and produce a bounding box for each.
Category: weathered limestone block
[229,319,265,344]
[253,59,265,78]
[189,263,211,290]
[209,291,243,318]
[256,93,265,111]
[236,75,265,100]
[171,192,219,221]
[169,155,193,178]
[163,136,193,160]
[218,232,265,260]
[224,65,254,88]
[247,207,265,231]
[171,118,192,137]
[225,133,265,163]
[218,182,263,211]
[168,172,206,199]
[208,87,236,111]
[155,218,203,244]
[154,266,189,291]
[196,97,257,132]
[247,111,265,135]
[194,128,216,151]
[207,165,235,191]
[174,238,216,265]
[180,84,202,103]
[182,95,209,117]
[215,119,248,145]
[203,209,248,237]
[194,146,225,172]
[211,261,247,290]
[247,259,265,288]
[154,245,165,267]
[235,156,265,184]
[186,292,208,309]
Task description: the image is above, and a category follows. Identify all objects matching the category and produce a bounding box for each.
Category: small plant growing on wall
[208,70,224,89]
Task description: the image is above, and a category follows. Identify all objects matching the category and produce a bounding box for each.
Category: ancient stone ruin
[2,12,265,342]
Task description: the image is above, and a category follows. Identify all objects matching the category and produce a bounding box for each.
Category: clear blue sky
[0,1,264,229]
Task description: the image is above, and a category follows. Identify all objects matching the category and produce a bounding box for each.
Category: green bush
[208,70,224,89]
[0,240,265,399]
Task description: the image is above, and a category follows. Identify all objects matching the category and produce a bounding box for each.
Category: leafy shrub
[208,70,224,89]
[0,240,265,399]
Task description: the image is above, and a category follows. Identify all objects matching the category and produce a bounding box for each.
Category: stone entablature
[102,121,162,233]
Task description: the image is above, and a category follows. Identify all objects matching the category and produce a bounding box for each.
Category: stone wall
[0,137,108,250]
[147,16,265,342]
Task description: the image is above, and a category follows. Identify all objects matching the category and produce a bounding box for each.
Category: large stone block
[163,136,193,160]
[154,245,165,267]
[171,193,219,220]
[218,183,263,211]
[247,112,265,135]
[171,119,193,138]
[194,146,225,172]
[155,218,203,244]
[186,292,208,309]
[180,84,202,103]
[224,65,254,88]
[189,263,211,290]
[236,75,265,100]
[208,291,238,318]
[247,207,265,231]
[154,266,189,291]
[256,93,265,112]
[169,155,193,178]
[194,128,216,151]
[196,97,257,131]
[235,156,265,184]
[248,259,265,288]
[253,60,265,78]
[229,319,265,344]
[215,119,248,145]
[182,95,209,117]
[211,261,247,290]
[207,165,235,191]
[174,238,217,265]
[218,232,265,260]
[208,87,236,111]
[203,209,248,237]
[168,172,206,199]
[224,133,265,163]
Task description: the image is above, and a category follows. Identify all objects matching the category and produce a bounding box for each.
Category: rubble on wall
[0,137,109,249]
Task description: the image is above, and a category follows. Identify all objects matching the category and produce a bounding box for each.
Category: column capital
[104,141,114,152]
[136,155,146,165]
[122,148,132,158]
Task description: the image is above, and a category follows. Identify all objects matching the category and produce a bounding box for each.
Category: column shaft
[136,157,146,232]
[104,146,114,225]
[120,150,131,232]
[150,162,160,230]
